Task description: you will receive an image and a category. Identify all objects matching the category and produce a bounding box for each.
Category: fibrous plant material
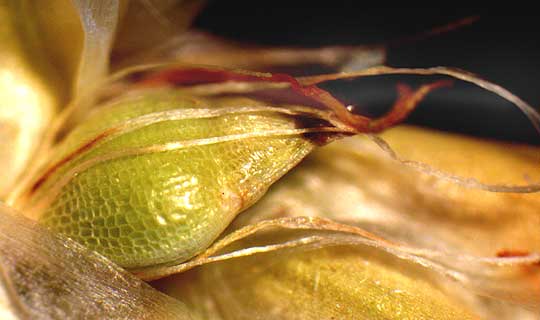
[1,1,539,319]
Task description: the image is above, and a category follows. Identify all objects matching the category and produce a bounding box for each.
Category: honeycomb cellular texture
[35,90,314,268]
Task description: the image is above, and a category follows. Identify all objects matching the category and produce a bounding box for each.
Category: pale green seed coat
[35,91,314,268]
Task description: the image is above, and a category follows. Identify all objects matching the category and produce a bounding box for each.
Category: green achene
[24,90,319,268]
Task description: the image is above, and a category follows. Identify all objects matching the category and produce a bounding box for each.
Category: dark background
[194,4,540,144]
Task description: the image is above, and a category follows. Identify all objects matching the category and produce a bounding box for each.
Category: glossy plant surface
[29,91,315,268]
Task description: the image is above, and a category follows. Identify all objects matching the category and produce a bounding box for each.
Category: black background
[194,4,540,144]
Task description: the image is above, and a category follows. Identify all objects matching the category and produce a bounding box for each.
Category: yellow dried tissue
[156,241,480,320]
[233,126,540,255]
[0,1,63,197]
[153,126,540,319]
[188,126,540,318]
[1,1,539,319]
[1,0,121,198]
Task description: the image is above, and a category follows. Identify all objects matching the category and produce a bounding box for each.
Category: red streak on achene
[138,67,335,106]
[28,127,120,195]
[137,67,449,135]
[140,67,341,114]
[139,68,302,89]
[137,67,378,130]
